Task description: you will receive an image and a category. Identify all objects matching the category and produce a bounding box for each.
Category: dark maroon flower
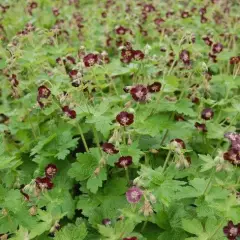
[212,43,223,54]
[30,2,38,9]
[195,122,207,132]
[102,143,119,155]
[9,74,19,87]
[209,53,217,62]
[223,221,240,240]
[201,108,214,120]
[62,106,76,119]
[45,164,57,178]
[126,186,143,203]
[230,56,240,65]
[147,82,161,93]
[130,85,148,102]
[38,85,51,99]
[66,56,76,65]
[115,26,128,35]
[174,114,185,121]
[188,94,200,104]
[35,177,54,190]
[102,218,111,226]
[123,237,138,240]
[116,111,134,126]
[179,50,190,65]
[154,18,165,26]
[133,50,145,61]
[223,149,240,166]
[166,11,174,18]
[115,156,132,168]
[224,132,240,151]
[199,7,207,15]
[52,7,59,16]
[83,53,98,67]
[124,42,132,50]
[202,36,213,46]
[0,113,9,124]
[121,49,134,63]
[143,4,155,13]
[181,11,190,18]
[201,15,208,23]
[170,138,186,149]
[69,70,78,79]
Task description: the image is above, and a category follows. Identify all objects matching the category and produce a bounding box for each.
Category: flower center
[229,227,238,236]
[131,190,140,199]
[121,117,129,125]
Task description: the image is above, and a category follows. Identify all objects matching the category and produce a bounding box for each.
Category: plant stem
[203,169,215,196]
[76,123,89,152]
[162,150,171,172]
[140,220,148,232]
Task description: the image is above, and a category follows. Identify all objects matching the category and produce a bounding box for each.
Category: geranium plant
[0,0,240,240]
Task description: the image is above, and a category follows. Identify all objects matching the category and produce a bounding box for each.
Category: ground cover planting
[0,0,240,239]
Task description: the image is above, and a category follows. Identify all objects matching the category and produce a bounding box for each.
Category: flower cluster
[37,85,51,108]
[120,43,144,63]
[35,164,58,190]
[224,132,240,166]
[223,221,240,240]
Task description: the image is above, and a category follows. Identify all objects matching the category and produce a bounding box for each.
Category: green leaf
[87,167,107,193]
[120,142,143,165]
[54,219,88,240]
[182,218,203,235]
[68,152,98,181]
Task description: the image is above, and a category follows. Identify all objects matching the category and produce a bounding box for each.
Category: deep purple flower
[212,43,223,54]
[62,106,76,119]
[209,52,217,62]
[115,26,128,35]
[102,143,119,154]
[223,221,240,240]
[126,186,143,203]
[143,4,155,13]
[83,53,98,67]
[35,177,54,190]
[38,85,51,99]
[115,156,132,168]
[223,150,240,166]
[133,50,145,61]
[179,50,190,65]
[130,84,148,102]
[9,74,19,87]
[52,7,59,16]
[230,56,240,65]
[147,82,161,93]
[102,218,111,226]
[121,49,134,63]
[170,138,186,149]
[181,11,190,18]
[154,18,165,26]
[195,122,207,132]
[116,111,134,126]
[174,114,185,121]
[201,108,214,120]
[69,69,78,79]
[45,164,58,178]
[202,36,213,46]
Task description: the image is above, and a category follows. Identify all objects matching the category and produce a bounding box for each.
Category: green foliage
[0,0,239,239]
